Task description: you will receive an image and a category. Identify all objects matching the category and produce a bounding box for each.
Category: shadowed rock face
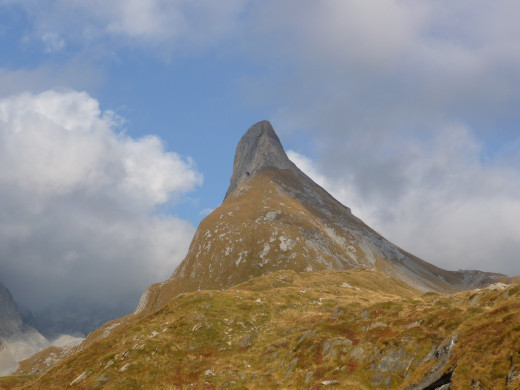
[0,281,49,375]
[225,121,300,199]
[0,282,23,338]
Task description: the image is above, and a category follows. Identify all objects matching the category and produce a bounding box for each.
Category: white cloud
[0,90,202,333]
[242,0,520,141]
[0,63,103,98]
[288,125,520,276]
[8,0,247,49]
[199,207,214,216]
[245,1,520,277]
[41,32,65,53]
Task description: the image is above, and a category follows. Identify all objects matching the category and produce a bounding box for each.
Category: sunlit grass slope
[2,269,519,389]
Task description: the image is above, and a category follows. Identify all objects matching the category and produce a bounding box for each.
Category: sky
[1,0,520,334]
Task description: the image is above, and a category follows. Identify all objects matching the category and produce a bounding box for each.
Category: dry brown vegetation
[2,269,519,389]
[137,169,474,319]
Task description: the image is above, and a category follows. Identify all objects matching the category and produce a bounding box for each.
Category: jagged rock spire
[225,121,299,199]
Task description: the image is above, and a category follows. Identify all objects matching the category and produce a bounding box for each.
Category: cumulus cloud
[0,90,202,334]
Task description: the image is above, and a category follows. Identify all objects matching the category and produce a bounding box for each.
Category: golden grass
[3,269,519,389]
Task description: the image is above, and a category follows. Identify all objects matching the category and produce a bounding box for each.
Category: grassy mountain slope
[2,269,519,389]
[136,167,501,318]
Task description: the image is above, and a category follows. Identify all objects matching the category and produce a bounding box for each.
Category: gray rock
[322,338,352,361]
[263,344,278,361]
[468,294,480,306]
[70,371,91,385]
[452,269,505,289]
[322,341,331,355]
[368,321,387,330]
[321,380,339,385]
[237,333,254,349]
[405,321,422,330]
[375,347,412,376]
[507,355,520,388]
[224,121,302,199]
[350,346,365,361]
[407,334,457,390]
[285,357,298,377]
[297,329,316,347]
[93,371,111,388]
[372,373,393,388]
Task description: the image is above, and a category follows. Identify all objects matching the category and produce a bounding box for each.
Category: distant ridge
[0,281,49,375]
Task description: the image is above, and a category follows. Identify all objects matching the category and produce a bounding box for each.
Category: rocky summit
[135,121,503,317]
[2,121,519,389]
[224,120,302,199]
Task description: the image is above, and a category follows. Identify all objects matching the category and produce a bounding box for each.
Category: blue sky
[1,0,520,333]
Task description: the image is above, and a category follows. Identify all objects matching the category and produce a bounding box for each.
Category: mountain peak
[224,120,298,199]
[132,120,505,317]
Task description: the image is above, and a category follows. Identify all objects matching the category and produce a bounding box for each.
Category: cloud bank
[0,90,202,334]
[258,1,520,276]
[288,133,520,276]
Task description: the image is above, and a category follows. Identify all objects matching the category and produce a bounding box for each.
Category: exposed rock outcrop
[225,120,301,199]
[407,335,457,390]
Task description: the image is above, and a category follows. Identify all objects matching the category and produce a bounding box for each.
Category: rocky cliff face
[135,121,503,316]
[0,281,49,376]
[0,283,23,340]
